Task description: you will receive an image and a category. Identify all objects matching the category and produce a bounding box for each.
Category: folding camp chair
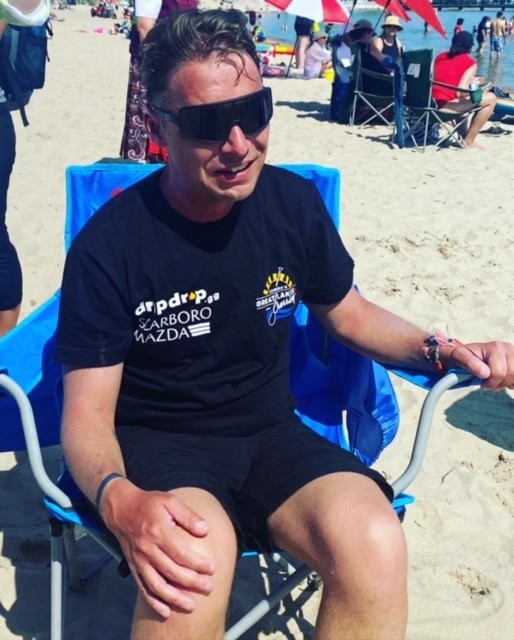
[350,46,395,130]
[402,49,482,152]
[0,162,475,640]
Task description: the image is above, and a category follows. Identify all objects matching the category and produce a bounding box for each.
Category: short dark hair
[141,9,260,109]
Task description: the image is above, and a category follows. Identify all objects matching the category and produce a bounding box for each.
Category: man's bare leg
[464,92,497,147]
[131,488,238,640]
[269,472,408,640]
[440,92,497,148]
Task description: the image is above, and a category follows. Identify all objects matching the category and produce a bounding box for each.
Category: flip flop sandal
[480,126,512,136]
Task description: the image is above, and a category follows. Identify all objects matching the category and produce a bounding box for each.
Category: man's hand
[441,341,514,390]
[101,481,216,618]
[381,54,395,70]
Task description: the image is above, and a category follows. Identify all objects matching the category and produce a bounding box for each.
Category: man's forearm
[60,364,128,508]
[61,413,127,507]
[337,301,432,369]
[311,289,442,372]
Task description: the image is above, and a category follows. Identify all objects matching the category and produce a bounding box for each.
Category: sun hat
[352,19,374,32]
[382,15,404,31]
[312,28,328,41]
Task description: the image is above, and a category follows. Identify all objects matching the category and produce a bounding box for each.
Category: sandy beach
[1,4,514,639]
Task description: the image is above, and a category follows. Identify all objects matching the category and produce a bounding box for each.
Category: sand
[1,4,513,639]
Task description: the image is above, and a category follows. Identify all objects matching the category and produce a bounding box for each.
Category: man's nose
[221,125,250,154]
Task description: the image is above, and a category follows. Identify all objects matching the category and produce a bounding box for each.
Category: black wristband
[95,472,125,511]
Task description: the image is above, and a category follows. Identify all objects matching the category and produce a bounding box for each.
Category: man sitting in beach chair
[56,9,514,640]
[432,31,497,149]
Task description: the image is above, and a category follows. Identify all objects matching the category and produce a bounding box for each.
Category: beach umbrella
[403,0,447,38]
[264,0,350,25]
[372,0,410,22]
[347,0,446,38]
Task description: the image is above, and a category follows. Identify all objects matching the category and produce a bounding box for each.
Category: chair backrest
[0,164,341,453]
[1,163,399,467]
[402,48,434,109]
[352,45,394,98]
[65,163,342,252]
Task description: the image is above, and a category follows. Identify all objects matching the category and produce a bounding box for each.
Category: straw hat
[382,15,404,31]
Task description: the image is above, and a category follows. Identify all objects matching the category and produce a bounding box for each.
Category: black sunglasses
[151,87,273,143]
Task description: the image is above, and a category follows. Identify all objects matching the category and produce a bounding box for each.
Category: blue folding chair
[0,163,474,640]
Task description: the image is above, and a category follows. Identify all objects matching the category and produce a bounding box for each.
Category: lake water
[259,9,514,92]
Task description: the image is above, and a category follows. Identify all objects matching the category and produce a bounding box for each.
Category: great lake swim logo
[133,288,220,343]
[256,267,296,326]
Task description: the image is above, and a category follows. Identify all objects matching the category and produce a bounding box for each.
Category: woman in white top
[304,29,332,79]
[0,0,50,336]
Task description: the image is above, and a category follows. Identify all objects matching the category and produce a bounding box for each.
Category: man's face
[148,53,270,220]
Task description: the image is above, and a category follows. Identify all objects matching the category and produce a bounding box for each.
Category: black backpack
[0,20,53,126]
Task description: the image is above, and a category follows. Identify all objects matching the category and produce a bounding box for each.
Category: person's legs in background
[295,35,310,72]
[0,109,22,337]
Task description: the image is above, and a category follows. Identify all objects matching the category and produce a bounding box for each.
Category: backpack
[0,20,53,126]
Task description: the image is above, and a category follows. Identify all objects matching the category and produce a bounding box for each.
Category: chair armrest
[431,80,483,104]
[390,369,476,497]
[0,373,73,509]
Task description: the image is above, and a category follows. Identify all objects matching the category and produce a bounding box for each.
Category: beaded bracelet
[422,333,463,373]
[95,472,125,512]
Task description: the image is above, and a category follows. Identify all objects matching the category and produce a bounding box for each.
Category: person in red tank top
[432,31,497,148]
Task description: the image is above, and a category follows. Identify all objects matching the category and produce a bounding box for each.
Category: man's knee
[170,487,239,565]
[481,92,498,109]
[352,504,407,570]
[294,490,407,593]
[131,491,239,640]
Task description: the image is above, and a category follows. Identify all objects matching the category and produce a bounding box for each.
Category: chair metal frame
[350,46,396,130]
[0,368,474,639]
[0,162,477,640]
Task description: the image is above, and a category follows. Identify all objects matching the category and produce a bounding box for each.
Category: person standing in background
[489,11,506,60]
[293,15,313,72]
[476,15,490,54]
[453,17,464,36]
[119,0,198,163]
[0,0,50,337]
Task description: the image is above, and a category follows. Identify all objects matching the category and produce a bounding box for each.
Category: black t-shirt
[57,165,354,436]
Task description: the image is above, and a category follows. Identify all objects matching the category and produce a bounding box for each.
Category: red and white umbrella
[265,0,350,25]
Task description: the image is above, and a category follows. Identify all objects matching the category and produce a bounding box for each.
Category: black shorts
[116,413,393,553]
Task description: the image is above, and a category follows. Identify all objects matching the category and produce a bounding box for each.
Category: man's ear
[145,110,168,147]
